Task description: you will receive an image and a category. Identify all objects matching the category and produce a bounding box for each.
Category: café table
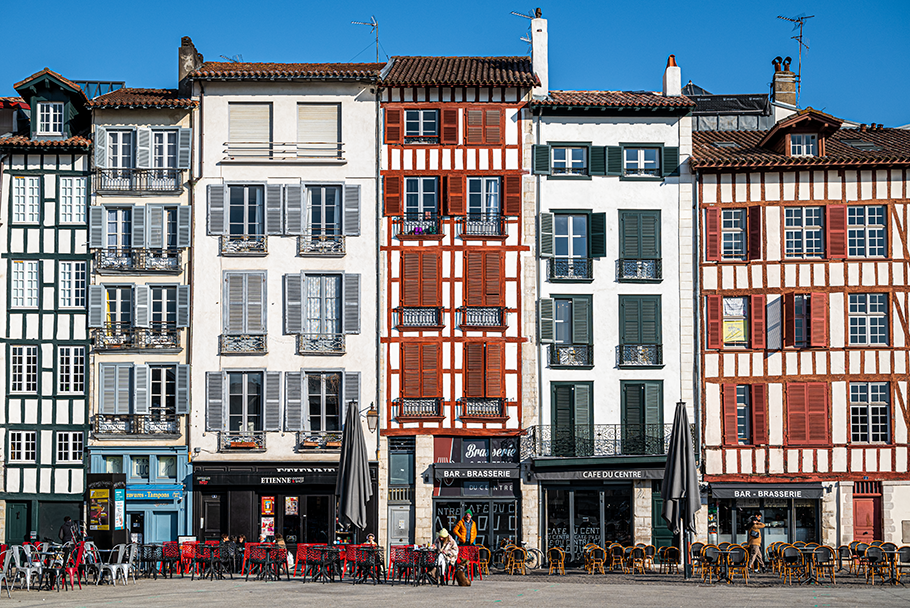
[880,549,903,586]
[309,546,340,583]
[715,549,738,584]
[352,546,384,585]
[411,548,437,586]
[798,548,819,585]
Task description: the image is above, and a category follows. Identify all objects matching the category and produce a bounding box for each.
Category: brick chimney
[178,36,204,96]
[531,8,548,99]
[662,55,681,97]
[771,56,797,121]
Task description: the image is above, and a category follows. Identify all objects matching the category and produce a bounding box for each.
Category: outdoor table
[716,549,738,584]
[37,551,64,590]
[798,548,819,584]
[352,546,384,585]
[880,549,903,586]
[309,546,340,583]
[411,548,437,586]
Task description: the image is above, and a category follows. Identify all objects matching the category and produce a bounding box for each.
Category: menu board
[90,489,110,531]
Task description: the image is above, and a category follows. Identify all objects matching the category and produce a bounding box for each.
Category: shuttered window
[204,371,279,432]
[619,210,661,259]
[552,382,593,457]
[400,343,440,398]
[223,272,267,335]
[722,384,768,446]
[621,381,663,453]
[619,296,661,345]
[553,296,592,345]
[787,382,829,445]
[400,251,440,307]
[99,362,133,415]
[464,251,503,308]
[229,103,271,142]
[464,108,503,145]
[826,205,847,259]
[297,104,340,158]
[463,342,503,398]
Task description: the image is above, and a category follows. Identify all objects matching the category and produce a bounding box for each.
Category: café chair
[726,545,749,584]
[588,546,606,575]
[864,546,888,585]
[813,546,836,584]
[477,546,491,576]
[547,547,565,575]
[663,546,680,575]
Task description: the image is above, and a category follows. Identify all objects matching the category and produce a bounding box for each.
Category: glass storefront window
[794,500,817,542]
[546,489,570,552]
[157,456,177,479]
[104,456,123,474]
[603,488,632,546]
[763,499,789,545]
[573,491,601,556]
[711,495,818,545]
[716,500,734,544]
[131,456,150,479]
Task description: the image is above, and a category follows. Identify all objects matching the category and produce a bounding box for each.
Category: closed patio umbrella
[335,402,374,530]
[661,401,700,578]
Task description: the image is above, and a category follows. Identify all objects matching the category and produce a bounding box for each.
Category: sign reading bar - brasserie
[433,464,520,480]
[710,483,824,500]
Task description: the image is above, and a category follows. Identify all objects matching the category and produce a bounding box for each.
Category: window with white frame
[12,176,40,223]
[736,385,751,444]
[848,205,886,257]
[723,297,748,347]
[404,109,438,138]
[38,102,63,135]
[59,261,86,308]
[11,260,38,308]
[57,346,85,394]
[784,207,825,258]
[721,209,746,260]
[467,177,500,219]
[554,214,588,258]
[11,345,38,393]
[793,294,809,348]
[108,130,134,169]
[404,177,438,217]
[106,208,132,250]
[849,293,888,345]
[56,432,83,462]
[105,286,133,326]
[850,382,890,443]
[623,147,660,177]
[551,147,587,175]
[307,371,342,432]
[151,286,177,328]
[59,177,86,223]
[790,134,818,157]
[228,371,263,432]
[152,130,177,169]
[9,431,36,462]
[228,185,264,237]
[151,365,177,417]
[307,185,341,236]
[305,275,341,338]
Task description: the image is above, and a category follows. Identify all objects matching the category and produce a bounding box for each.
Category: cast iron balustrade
[94,412,180,436]
[220,235,267,255]
[548,257,594,280]
[459,307,504,328]
[298,234,345,256]
[395,398,442,418]
[404,136,439,145]
[549,344,593,367]
[219,334,267,354]
[223,141,344,161]
[95,168,183,193]
[93,323,182,351]
[398,211,441,237]
[460,398,505,418]
[294,431,343,451]
[297,333,345,355]
[462,213,505,237]
[93,248,182,273]
[396,307,443,328]
[619,259,662,281]
[388,487,415,503]
[521,423,680,458]
[619,344,663,367]
[218,431,266,452]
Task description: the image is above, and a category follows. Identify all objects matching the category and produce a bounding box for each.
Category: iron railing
[548,257,594,280]
[298,234,345,256]
[460,398,505,418]
[549,344,593,367]
[224,141,344,161]
[95,168,184,192]
[220,235,267,255]
[94,412,180,436]
[618,259,662,281]
[398,211,441,237]
[396,307,443,328]
[619,344,663,367]
[295,431,343,451]
[219,334,267,354]
[218,431,266,452]
[388,487,415,503]
[521,423,679,458]
[93,248,182,273]
[93,323,182,351]
[459,307,505,328]
[396,398,442,418]
[297,333,345,355]
[462,213,505,237]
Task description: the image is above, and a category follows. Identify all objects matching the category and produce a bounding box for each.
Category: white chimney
[531,9,548,99]
[662,54,681,97]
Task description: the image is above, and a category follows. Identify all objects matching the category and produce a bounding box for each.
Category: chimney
[770,55,797,122]
[662,55,681,97]
[178,36,204,96]
[531,8,548,99]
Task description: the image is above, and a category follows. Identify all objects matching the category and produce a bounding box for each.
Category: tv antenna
[511,8,537,52]
[351,16,380,63]
[777,13,814,106]
[219,54,243,63]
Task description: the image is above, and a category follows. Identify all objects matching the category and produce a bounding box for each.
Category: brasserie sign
[433,464,520,480]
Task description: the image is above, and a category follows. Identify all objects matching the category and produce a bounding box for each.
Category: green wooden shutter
[644,381,663,426]
[620,296,641,345]
[606,146,622,176]
[574,384,593,456]
[553,384,574,457]
[590,212,606,258]
[538,298,555,343]
[572,297,591,344]
[533,145,551,175]
[589,146,607,176]
[640,211,661,258]
[620,210,640,259]
[640,296,661,344]
[622,382,643,426]
[539,212,554,257]
[662,146,680,177]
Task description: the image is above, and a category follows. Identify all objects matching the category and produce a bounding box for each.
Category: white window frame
[227,184,265,237]
[849,293,888,346]
[554,214,588,259]
[722,297,748,347]
[56,432,84,462]
[850,382,890,443]
[38,102,63,135]
[11,345,38,393]
[106,207,132,250]
[304,274,341,338]
[404,109,438,137]
[11,260,38,308]
[623,147,660,177]
[551,146,587,175]
[404,177,438,217]
[59,261,86,309]
[721,209,746,260]
[59,177,86,224]
[106,286,133,326]
[152,129,178,170]
[848,205,887,258]
[108,129,135,169]
[305,371,343,432]
[790,134,818,157]
[736,385,751,444]
[150,365,177,417]
[150,285,177,327]
[784,207,825,258]
[793,294,809,348]
[9,431,36,463]
[12,176,40,224]
[467,177,501,219]
[228,370,264,432]
[57,346,85,394]
[307,185,342,236]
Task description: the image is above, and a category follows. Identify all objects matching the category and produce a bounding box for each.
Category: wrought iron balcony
[398,211,441,237]
[93,323,182,351]
[297,333,345,355]
[619,259,662,282]
[395,398,442,419]
[462,213,505,237]
[295,430,343,451]
[460,398,505,418]
[94,412,180,436]
[396,307,443,328]
[93,248,182,274]
[218,431,266,452]
[219,334,267,354]
[521,423,677,458]
[94,168,184,193]
[298,234,345,256]
[619,344,663,367]
[549,344,593,367]
[548,257,594,280]
[459,307,505,328]
[224,141,344,161]
[403,136,439,145]
[220,235,267,256]
[388,487,415,503]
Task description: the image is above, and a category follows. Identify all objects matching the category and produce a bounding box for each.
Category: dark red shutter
[464,252,484,307]
[751,384,768,445]
[401,343,421,398]
[446,173,465,216]
[401,252,421,307]
[806,382,829,445]
[783,292,795,347]
[722,383,739,446]
[485,342,503,398]
[705,207,721,261]
[484,252,503,307]
[485,109,502,144]
[421,344,440,398]
[465,109,484,144]
[748,206,762,260]
[706,295,723,349]
[384,175,402,216]
[787,383,808,444]
[750,294,766,350]
[385,108,402,144]
[441,108,458,144]
[503,174,521,216]
[827,205,847,259]
[421,252,440,307]
[810,292,828,347]
[464,343,485,398]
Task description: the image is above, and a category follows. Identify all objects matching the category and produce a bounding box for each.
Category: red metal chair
[180,542,197,575]
[293,544,313,577]
[458,545,481,581]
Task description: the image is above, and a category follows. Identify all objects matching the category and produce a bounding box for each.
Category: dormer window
[38,102,63,135]
[790,134,817,157]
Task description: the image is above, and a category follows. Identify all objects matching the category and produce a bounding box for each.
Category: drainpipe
[534,104,544,552]
[693,169,702,467]
[374,81,381,462]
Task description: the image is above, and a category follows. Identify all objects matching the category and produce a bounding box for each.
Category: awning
[710,482,825,500]
[432,463,520,480]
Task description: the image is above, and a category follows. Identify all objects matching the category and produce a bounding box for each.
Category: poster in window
[260,517,275,538]
[285,496,298,516]
[113,488,125,531]
[261,496,275,516]
[723,319,746,343]
[89,489,110,531]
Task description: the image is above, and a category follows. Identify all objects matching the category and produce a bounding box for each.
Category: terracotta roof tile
[0,96,28,109]
[532,90,695,108]
[14,68,86,100]
[87,88,197,109]
[0,135,91,150]
[189,62,384,80]
[382,56,538,87]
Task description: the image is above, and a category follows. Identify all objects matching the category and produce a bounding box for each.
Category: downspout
[534,104,544,552]
[693,168,702,467]
[374,79,381,462]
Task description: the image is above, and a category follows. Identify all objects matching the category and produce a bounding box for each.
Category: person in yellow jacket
[452,510,477,545]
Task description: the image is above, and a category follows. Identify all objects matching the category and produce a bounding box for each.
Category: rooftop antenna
[777,13,814,106]
[351,16,380,63]
[510,9,536,53]
[219,54,243,63]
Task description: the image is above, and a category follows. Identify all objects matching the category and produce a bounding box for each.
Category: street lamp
[365,402,379,433]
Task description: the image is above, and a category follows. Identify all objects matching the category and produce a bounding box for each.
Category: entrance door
[854,496,882,542]
[153,512,177,543]
[388,506,413,545]
[201,494,224,541]
[651,484,675,550]
[572,490,601,560]
[6,502,29,543]
[304,495,333,544]
[129,512,145,544]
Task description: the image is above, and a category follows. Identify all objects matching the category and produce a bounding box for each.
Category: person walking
[58,516,77,543]
[452,510,477,545]
[747,513,765,571]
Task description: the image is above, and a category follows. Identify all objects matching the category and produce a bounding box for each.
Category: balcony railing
[220,235,267,255]
[224,141,344,161]
[94,413,180,436]
[398,212,441,237]
[619,344,663,367]
[93,323,182,351]
[219,431,266,452]
[548,257,594,280]
[388,487,415,503]
[549,344,593,367]
[619,259,662,282]
[396,307,443,328]
[462,213,505,237]
[219,334,267,354]
[297,333,345,355]
[459,307,505,328]
[521,423,679,458]
[295,431,343,451]
[93,248,182,273]
[460,398,505,418]
[95,168,183,193]
[395,398,442,418]
[298,234,345,256]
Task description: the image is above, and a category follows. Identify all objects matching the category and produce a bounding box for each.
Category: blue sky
[6,0,909,125]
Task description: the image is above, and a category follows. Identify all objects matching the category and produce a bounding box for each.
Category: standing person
[430,529,459,585]
[452,510,477,545]
[58,516,76,543]
[747,513,765,571]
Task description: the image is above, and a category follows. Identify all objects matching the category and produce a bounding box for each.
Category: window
[59,261,86,309]
[793,294,809,347]
[786,382,829,445]
[131,456,150,479]
[790,134,817,157]
[404,109,438,138]
[38,102,63,135]
[157,455,177,479]
[552,383,592,457]
[59,177,86,223]
[307,371,342,431]
[848,206,886,257]
[464,108,502,145]
[400,343,441,399]
[723,297,748,347]
[152,130,177,170]
[463,251,503,310]
[463,342,504,400]
[108,130,134,169]
[105,286,133,326]
[784,207,825,258]
[9,431,36,462]
[56,432,83,462]
[228,371,263,432]
[151,286,177,328]
[308,185,341,235]
[106,208,132,250]
[228,103,272,145]
[467,177,500,219]
[555,214,588,259]
[736,386,750,443]
[542,296,592,367]
[11,260,38,308]
[722,384,768,446]
[228,185,264,237]
[404,177,438,217]
[849,294,888,345]
[11,346,37,393]
[551,147,587,175]
[850,383,890,443]
[620,381,664,455]
[619,296,662,366]
[304,274,341,338]
[619,210,661,280]
[99,363,188,417]
[150,365,177,417]
[224,272,267,335]
[721,209,746,260]
[104,456,123,473]
[623,148,660,177]
[298,104,340,157]
[57,346,85,394]
[399,252,441,326]
[12,176,40,223]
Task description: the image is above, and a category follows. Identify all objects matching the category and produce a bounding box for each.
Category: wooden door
[5,502,28,544]
[853,496,882,542]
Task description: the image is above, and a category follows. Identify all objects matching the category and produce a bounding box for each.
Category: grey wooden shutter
[532,144,551,175]
[589,146,607,176]
[88,285,105,327]
[606,146,623,176]
[343,185,361,236]
[133,364,150,414]
[662,147,680,177]
[344,273,361,334]
[285,372,304,431]
[131,205,146,249]
[574,384,593,454]
[133,285,150,328]
[285,185,304,236]
[641,211,661,258]
[100,363,116,414]
[176,205,191,248]
[229,103,271,143]
[539,212,554,257]
[246,272,266,334]
[116,363,132,415]
[539,298,555,344]
[147,205,164,249]
[572,297,591,344]
[177,285,190,328]
[89,206,104,248]
[94,127,108,169]
[205,371,225,431]
[136,128,152,169]
[264,371,282,432]
[344,371,361,409]
[284,273,303,334]
[207,184,226,235]
[590,212,606,258]
[644,381,663,426]
[224,273,245,334]
[175,364,190,415]
[177,127,192,169]
[265,184,283,235]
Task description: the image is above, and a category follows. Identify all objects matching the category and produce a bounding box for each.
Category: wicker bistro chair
[780,545,804,586]
[896,546,910,583]
[836,545,851,572]
[507,547,527,575]
[864,546,888,585]
[700,545,721,584]
[854,542,870,576]
[813,546,836,584]
[689,542,705,577]
[663,546,680,575]
[726,545,749,584]
[628,546,647,575]
[643,545,657,571]
[477,545,491,576]
[588,546,607,575]
[547,547,566,575]
[608,544,625,572]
